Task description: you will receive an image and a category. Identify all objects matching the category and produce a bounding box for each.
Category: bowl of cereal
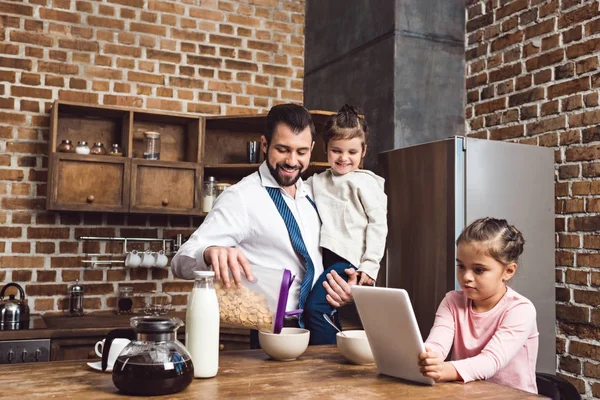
[258,327,310,361]
[336,330,374,365]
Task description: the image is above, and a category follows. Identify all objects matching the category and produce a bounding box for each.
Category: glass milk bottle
[201,176,217,213]
[186,270,219,378]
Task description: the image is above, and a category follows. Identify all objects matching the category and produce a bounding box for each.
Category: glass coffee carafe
[101,316,194,396]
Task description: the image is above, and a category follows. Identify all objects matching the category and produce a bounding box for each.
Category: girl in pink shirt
[418,217,539,394]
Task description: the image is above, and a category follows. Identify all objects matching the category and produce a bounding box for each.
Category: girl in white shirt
[304,104,388,345]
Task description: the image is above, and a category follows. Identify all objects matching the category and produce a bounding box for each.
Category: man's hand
[357,271,375,286]
[323,268,358,308]
[203,246,253,288]
[418,346,459,382]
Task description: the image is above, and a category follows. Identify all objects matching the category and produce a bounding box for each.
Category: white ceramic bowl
[336,330,375,365]
[258,327,310,361]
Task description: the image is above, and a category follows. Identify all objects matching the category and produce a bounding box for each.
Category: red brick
[146,49,181,63]
[585,92,599,107]
[548,77,590,99]
[10,31,53,47]
[526,115,566,135]
[489,63,521,83]
[564,25,583,44]
[559,1,600,29]
[38,61,78,75]
[489,124,524,140]
[0,56,32,70]
[570,215,600,231]
[130,22,166,36]
[562,95,583,111]
[0,2,33,16]
[567,37,600,59]
[525,49,564,71]
[508,87,544,107]
[40,8,80,23]
[570,109,600,127]
[576,56,599,74]
[224,60,258,72]
[0,256,44,268]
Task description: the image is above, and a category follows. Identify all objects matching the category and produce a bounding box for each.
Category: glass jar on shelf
[215,183,231,199]
[143,131,161,160]
[57,139,75,153]
[201,176,217,213]
[75,141,90,155]
[90,142,107,155]
[117,286,134,315]
[109,143,123,156]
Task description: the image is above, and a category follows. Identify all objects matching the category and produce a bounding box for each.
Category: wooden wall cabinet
[47,101,334,215]
[47,101,204,215]
[203,111,334,184]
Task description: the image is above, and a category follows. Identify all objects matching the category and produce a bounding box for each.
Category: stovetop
[0,315,46,331]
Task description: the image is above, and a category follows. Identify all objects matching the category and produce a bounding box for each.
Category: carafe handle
[101,328,136,372]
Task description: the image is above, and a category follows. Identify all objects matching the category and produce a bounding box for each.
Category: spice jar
[90,142,107,155]
[201,176,217,213]
[68,280,84,317]
[57,139,75,153]
[109,143,123,156]
[215,183,231,199]
[117,286,134,315]
[75,141,90,155]
[143,131,161,160]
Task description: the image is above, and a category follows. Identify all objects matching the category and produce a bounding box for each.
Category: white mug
[94,338,130,369]
[140,250,156,268]
[125,250,141,268]
[154,250,168,268]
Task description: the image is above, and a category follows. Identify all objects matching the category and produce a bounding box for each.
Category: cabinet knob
[162,199,169,206]
[219,343,225,351]
[86,195,95,203]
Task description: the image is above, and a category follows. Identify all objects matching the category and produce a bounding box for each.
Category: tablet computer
[352,285,435,386]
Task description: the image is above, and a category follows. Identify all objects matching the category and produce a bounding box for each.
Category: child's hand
[418,346,459,382]
[357,271,375,286]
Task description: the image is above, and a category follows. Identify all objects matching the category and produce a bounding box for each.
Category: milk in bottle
[186,270,220,378]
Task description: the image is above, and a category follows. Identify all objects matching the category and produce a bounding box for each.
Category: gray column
[304,0,466,169]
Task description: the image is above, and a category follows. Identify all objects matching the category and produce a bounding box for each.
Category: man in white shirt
[172,104,357,338]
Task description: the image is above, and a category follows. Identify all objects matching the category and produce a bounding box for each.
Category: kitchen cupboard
[47,101,203,215]
[47,101,333,215]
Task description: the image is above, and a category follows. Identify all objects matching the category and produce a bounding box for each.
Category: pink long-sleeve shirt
[425,288,539,394]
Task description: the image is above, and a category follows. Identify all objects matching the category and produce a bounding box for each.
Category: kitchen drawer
[130,160,201,215]
[47,153,130,213]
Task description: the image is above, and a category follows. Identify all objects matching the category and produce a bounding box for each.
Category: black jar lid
[130,316,182,333]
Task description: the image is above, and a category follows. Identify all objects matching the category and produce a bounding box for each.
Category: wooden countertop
[0,313,249,341]
[0,345,544,399]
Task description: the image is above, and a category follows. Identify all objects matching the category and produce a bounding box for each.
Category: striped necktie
[265,186,316,328]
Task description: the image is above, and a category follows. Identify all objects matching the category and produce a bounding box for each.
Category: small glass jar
[109,143,123,156]
[117,286,134,315]
[68,280,84,317]
[201,176,217,213]
[75,141,90,155]
[90,142,107,155]
[57,139,75,153]
[143,131,161,160]
[215,183,231,199]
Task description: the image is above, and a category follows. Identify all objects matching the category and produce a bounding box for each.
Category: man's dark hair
[265,103,315,145]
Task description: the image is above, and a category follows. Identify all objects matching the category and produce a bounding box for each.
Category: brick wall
[465,0,600,397]
[0,0,304,314]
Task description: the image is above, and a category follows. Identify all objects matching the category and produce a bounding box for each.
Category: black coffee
[112,358,194,396]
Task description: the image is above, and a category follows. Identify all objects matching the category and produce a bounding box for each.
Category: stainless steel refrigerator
[379,136,555,374]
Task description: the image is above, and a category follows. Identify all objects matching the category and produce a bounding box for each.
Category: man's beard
[267,160,303,187]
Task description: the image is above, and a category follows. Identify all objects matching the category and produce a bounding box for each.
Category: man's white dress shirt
[171,162,324,311]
